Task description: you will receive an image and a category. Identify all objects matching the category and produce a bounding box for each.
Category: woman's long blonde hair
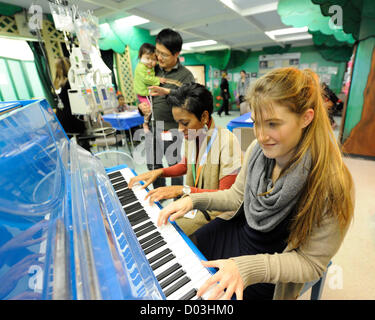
[53,56,70,90]
[247,67,354,248]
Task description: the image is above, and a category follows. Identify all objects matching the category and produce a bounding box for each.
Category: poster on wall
[320,73,332,85]
[185,65,206,86]
[328,66,338,75]
[259,53,301,74]
[310,63,318,72]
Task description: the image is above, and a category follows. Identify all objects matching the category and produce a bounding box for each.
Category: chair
[299,261,332,300]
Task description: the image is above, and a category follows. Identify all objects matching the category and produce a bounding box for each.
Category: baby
[133,43,166,132]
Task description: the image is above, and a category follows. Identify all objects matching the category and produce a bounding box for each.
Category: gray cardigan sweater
[189,140,352,300]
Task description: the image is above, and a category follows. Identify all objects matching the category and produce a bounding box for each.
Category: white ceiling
[1,0,314,52]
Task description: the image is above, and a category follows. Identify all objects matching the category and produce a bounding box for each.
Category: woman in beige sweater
[157,67,355,300]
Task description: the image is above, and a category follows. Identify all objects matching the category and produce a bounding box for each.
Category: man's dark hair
[117,94,124,100]
[138,43,156,59]
[167,83,213,120]
[156,28,183,55]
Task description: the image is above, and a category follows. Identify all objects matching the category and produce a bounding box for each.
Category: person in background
[218,71,231,116]
[129,83,242,236]
[133,43,167,132]
[157,67,355,300]
[115,94,130,112]
[53,56,89,151]
[237,70,251,115]
[236,70,250,104]
[321,82,343,129]
[137,28,195,190]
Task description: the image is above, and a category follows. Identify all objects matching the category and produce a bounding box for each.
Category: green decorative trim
[278,0,355,44]
[315,44,353,62]
[310,30,351,46]
[263,44,292,54]
[0,3,23,17]
[311,0,364,40]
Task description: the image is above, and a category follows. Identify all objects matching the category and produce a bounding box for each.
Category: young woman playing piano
[128,83,242,236]
[157,68,355,300]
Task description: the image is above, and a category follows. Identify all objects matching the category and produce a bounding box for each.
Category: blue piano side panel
[0,99,163,300]
[0,99,70,300]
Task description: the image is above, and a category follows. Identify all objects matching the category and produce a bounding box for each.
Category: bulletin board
[185,65,206,86]
[258,53,301,75]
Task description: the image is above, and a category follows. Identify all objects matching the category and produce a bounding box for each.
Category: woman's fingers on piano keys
[157,197,192,226]
[128,176,141,189]
[145,188,163,204]
[146,186,183,204]
[198,259,244,300]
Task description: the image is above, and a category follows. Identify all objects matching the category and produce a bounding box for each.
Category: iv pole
[146,92,156,172]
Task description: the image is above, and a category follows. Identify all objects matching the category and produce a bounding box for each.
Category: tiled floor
[93,110,375,300]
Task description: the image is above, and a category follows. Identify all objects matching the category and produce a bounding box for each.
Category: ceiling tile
[135,0,231,26]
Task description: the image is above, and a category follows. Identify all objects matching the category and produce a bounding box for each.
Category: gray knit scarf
[244,143,311,232]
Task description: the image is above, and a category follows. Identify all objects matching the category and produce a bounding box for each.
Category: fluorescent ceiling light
[115,15,149,28]
[275,34,313,42]
[265,27,309,41]
[182,40,217,50]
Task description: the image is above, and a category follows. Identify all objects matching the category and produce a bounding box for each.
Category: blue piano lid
[0,99,163,300]
[0,102,21,113]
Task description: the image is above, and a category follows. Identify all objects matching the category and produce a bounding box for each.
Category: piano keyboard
[107,167,218,300]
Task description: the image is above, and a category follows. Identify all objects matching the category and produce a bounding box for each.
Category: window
[0,37,45,101]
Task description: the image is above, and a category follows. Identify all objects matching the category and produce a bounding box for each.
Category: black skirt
[193,205,292,300]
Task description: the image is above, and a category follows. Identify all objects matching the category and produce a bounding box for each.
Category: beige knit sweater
[189,140,352,300]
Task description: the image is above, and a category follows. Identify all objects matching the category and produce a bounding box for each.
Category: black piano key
[116,188,132,198]
[156,263,181,282]
[118,189,137,199]
[143,240,166,255]
[124,202,144,214]
[108,171,122,179]
[141,235,164,251]
[160,269,186,290]
[128,212,148,224]
[119,193,138,202]
[114,181,128,191]
[147,248,171,265]
[151,253,175,272]
[126,207,144,217]
[119,191,138,200]
[139,231,160,245]
[127,209,147,220]
[111,177,124,184]
[133,221,153,234]
[135,225,156,238]
[164,276,191,297]
[129,215,148,227]
[179,288,198,300]
[121,199,139,208]
[120,198,137,208]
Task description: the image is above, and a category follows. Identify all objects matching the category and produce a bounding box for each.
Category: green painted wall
[182,45,348,111]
